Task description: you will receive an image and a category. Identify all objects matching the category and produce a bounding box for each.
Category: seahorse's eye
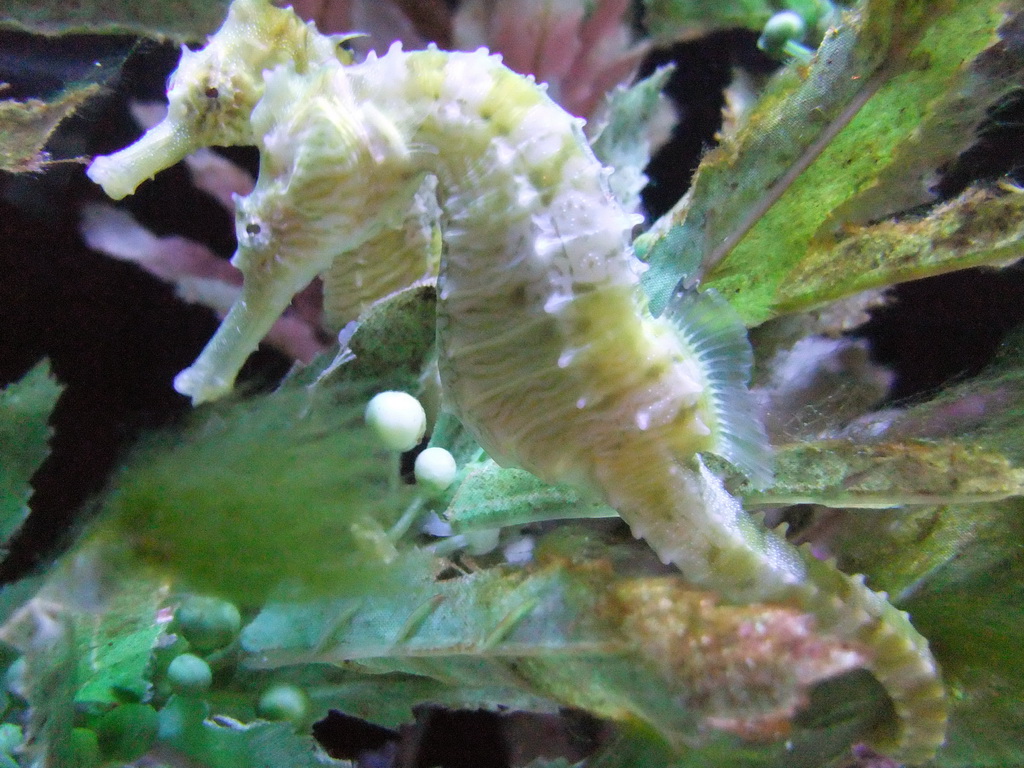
[205,86,220,99]
[245,222,262,236]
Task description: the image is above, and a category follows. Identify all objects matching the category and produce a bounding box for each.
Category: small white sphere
[414,447,458,492]
[365,391,427,452]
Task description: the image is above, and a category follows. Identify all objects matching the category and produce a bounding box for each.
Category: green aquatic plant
[1,0,1024,766]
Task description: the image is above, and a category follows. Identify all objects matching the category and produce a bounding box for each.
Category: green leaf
[1,0,230,39]
[589,66,676,214]
[638,0,1024,325]
[736,438,1024,509]
[157,695,349,768]
[642,0,782,42]
[73,573,165,705]
[241,555,871,756]
[86,379,433,606]
[0,87,100,173]
[0,360,62,551]
[444,462,616,533]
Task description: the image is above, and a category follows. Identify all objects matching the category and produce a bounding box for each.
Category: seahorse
[87,5,947,761]
[87,0,437,338]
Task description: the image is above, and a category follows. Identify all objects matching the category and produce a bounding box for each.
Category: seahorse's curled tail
[602,293,949,761]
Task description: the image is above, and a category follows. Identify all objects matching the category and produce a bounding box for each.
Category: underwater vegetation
[2,0,1024,766]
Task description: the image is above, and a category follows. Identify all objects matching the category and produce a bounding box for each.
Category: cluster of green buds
[0,593,313,768]
[154,597,309,746]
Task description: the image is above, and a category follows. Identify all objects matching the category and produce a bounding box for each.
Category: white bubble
[365,391,427,452]
[414,446,458,492]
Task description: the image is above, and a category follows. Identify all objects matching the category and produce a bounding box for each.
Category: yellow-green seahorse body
[87,5,946,761]
[389,51,946,762]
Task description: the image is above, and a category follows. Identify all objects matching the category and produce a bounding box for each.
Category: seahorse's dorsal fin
[663,287,773,489]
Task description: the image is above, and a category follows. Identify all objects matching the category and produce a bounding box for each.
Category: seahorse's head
[87,0,344,199]
[230,59,419,281]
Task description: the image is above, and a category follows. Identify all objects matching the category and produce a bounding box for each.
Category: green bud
[176,596,242,652]
[166,653,214,695]
[758,11,807,57]
[257,683,309,724]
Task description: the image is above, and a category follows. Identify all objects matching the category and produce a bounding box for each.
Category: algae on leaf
[771,184,1024,314]
[242,554,870,760]
[0,87,99,174]
[638,0,1024,325]
[87,380,432,606]
[737,438,1024,509]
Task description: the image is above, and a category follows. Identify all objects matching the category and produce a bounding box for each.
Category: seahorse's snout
[87,120,197,200]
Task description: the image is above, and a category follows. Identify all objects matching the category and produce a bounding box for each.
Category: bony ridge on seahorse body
[87,4,947,761]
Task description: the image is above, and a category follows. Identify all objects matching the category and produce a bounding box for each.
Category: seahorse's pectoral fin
[173,251,331,404]
[663,286,773,488]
